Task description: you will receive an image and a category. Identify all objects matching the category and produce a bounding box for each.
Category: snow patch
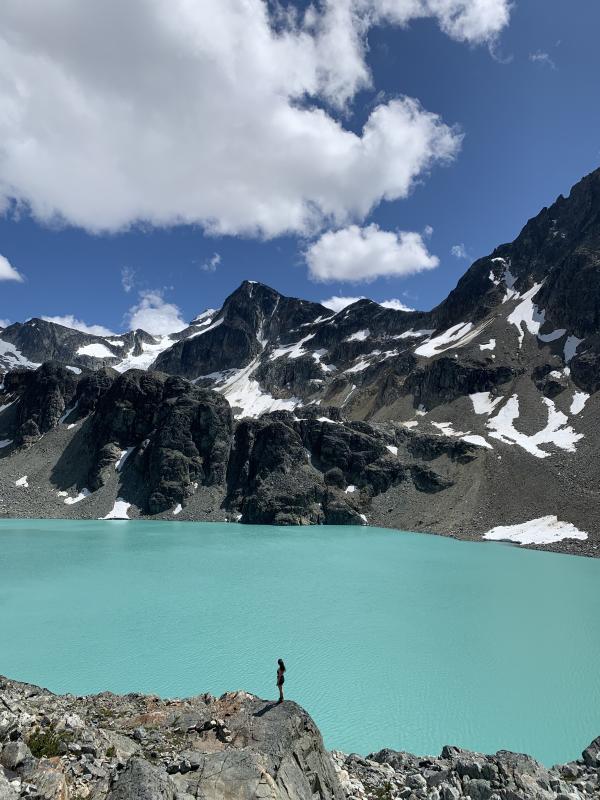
[173,504,183,515]
[0,438,12,448]
[114,334,175,372]
[64,488,91,505]
[570,392,589,415]
[0,338,41,370]
[414,322,477,358]
[483,516,587,545]
[386,445,398,456]
[59,400,79,424]
[345,329,370,342]
[76,343,115,358]
[66,366,82,374]
[395,329,434,339]
[188,317,223,338]
[402,420,418,428]
[461,434,493,449]
[270,333,315,361]
[214,358,299,419]
[102,498,131,520]
[470,392,503,416]
[344,358,371,374]
[564,335,582,363]
[115,447,135,471]
[486,395,583,458]
[479,339,496,351]
[345,485,356,493]
[506,283,543,347]
[432,421,466,437]
[15,476,29,487]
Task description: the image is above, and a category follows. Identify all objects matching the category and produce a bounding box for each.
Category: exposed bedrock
[403,357,515,410]
[4,362,79,446]
[224,411,458,525]
[2,676,600,800]
[84,371,233,511]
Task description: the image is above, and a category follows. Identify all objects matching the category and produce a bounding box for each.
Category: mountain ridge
[1,168,600,555]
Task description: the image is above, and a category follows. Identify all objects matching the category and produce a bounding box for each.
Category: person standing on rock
[276,659,286,703]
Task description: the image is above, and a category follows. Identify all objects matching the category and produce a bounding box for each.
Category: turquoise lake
[1,519,599,766]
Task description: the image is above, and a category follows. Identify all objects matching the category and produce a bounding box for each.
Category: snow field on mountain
[483,516,588,545]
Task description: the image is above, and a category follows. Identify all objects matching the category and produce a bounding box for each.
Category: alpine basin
[1,519,599,765]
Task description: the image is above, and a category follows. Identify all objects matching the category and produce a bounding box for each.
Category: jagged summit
[1,168,600,553]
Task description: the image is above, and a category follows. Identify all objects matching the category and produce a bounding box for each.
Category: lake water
[1,519,599,766]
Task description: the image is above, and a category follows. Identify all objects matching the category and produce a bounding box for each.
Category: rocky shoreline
[1,677,599,800]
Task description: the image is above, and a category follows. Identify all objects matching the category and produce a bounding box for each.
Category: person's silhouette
[276,658,286,703]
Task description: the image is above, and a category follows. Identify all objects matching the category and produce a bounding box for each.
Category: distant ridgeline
[1,168,600,555]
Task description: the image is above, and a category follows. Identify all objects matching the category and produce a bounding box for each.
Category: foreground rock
[1,678,600,800]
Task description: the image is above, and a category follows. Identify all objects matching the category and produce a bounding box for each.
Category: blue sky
[0,0,599,335]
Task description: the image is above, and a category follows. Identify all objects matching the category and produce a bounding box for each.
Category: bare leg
[278,685,284,703]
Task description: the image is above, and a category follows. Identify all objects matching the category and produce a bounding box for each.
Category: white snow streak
[115,447,135,471]
[414,322,476,358]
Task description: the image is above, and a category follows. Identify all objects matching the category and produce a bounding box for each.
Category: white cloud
[125,290,187,336]
[0,253,23,282]
[201,253,221,273]
[321,295,366,312]
[0,0,510,238]
[321,294,414,312]
[371,0,511,44]
[451,243,470,259]
[0,318,10,328]
[121,266,136,293]
[529,50,556,70]
[306,223,439,283]
[41,315,115,336]
[379,298,414,311]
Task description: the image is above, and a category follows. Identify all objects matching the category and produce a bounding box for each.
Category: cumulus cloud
[0,253,23,282]
[121,266,136,293]
[42,315,115,336]
[0,0,510,238]
[529,50,556,70]
[321,294,414,312]
[125,290,188,336]
[320,295,366,312]
[201,253,221,273]
[379,298,414,311]
[451,243,471,259]
[306,224,439,283]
